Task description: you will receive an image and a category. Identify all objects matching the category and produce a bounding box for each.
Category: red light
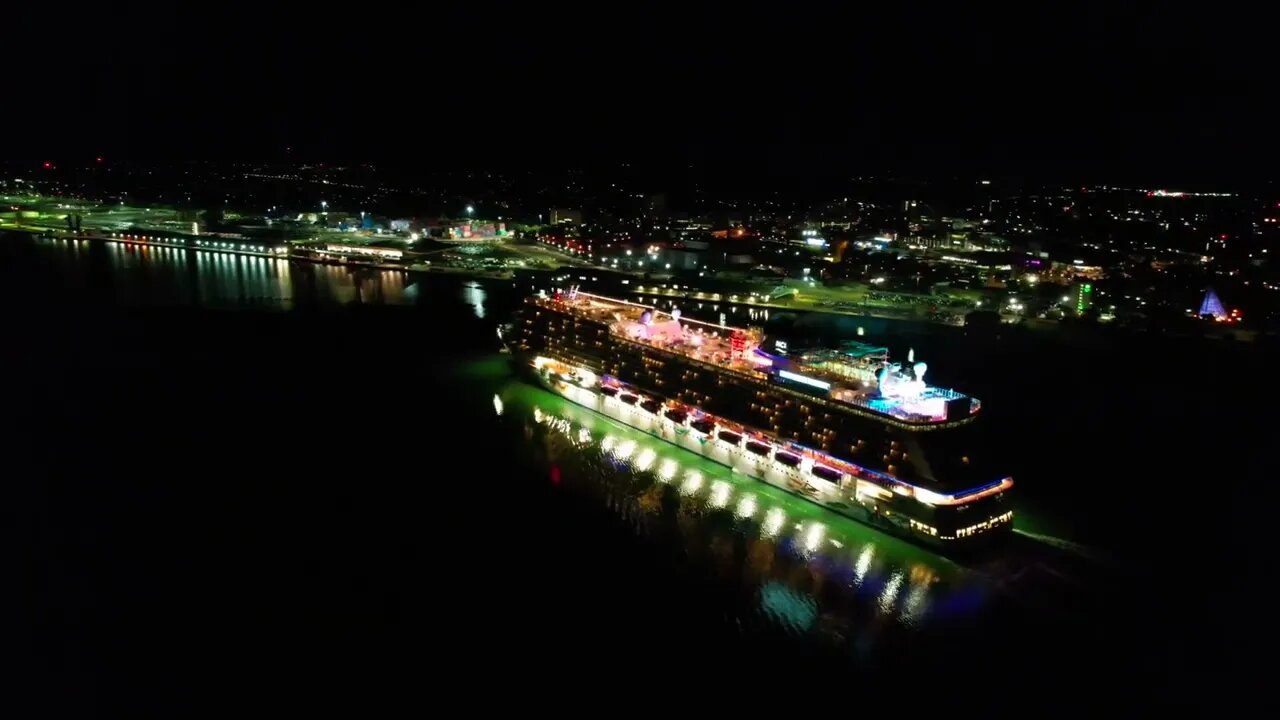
[42,161,51,169]
[95,156,103,163]
[1220,234,1229,239]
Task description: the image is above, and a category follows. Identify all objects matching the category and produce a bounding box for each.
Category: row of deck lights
[590,384,918,591]
[532,402,826,548]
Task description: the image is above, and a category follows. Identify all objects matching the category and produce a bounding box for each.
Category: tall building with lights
[549,208,582,226]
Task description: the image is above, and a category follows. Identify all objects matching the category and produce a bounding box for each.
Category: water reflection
[501,379,1000,651]
[462,281,488,318]
[25,236,510,316]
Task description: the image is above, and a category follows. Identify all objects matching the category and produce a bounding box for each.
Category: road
[503,241,599,269]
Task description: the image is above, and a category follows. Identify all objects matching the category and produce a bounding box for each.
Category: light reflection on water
[28,236,497,313]
[462,281,488,318]
[499,378,1000,646]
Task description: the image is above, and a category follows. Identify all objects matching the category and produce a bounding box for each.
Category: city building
[1198,287,1227,321]
[549,208,582,226]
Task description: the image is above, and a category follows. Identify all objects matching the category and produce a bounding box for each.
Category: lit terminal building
[512,291,1013,549]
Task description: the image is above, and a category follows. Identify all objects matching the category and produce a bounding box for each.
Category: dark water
[7,234,1268,712]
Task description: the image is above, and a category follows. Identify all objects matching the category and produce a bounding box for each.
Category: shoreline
[3,227,525,282]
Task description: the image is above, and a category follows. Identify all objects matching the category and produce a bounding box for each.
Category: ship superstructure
[514,290,1013,548]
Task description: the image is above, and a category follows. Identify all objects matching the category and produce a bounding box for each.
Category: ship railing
[838,395,944,422]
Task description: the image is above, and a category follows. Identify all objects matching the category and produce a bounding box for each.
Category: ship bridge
[775,342,979,425]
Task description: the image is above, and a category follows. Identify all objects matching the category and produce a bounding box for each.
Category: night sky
[11,4,1278,183]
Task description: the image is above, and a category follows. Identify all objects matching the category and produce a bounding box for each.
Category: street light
[466,205,474,216]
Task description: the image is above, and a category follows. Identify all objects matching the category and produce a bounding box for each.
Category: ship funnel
[913,362,927,382]
[908,347,914,363]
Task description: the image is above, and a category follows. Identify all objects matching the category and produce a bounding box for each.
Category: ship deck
[534,292,979,427]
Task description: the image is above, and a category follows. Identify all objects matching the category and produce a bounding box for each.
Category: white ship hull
[539,374,864,513]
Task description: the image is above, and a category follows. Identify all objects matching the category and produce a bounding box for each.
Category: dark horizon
[10,4,1279,186]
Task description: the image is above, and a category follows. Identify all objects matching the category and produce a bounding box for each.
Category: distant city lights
[1144,188,1235,198]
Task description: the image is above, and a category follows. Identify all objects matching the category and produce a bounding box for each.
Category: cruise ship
[511,290,1013,549]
